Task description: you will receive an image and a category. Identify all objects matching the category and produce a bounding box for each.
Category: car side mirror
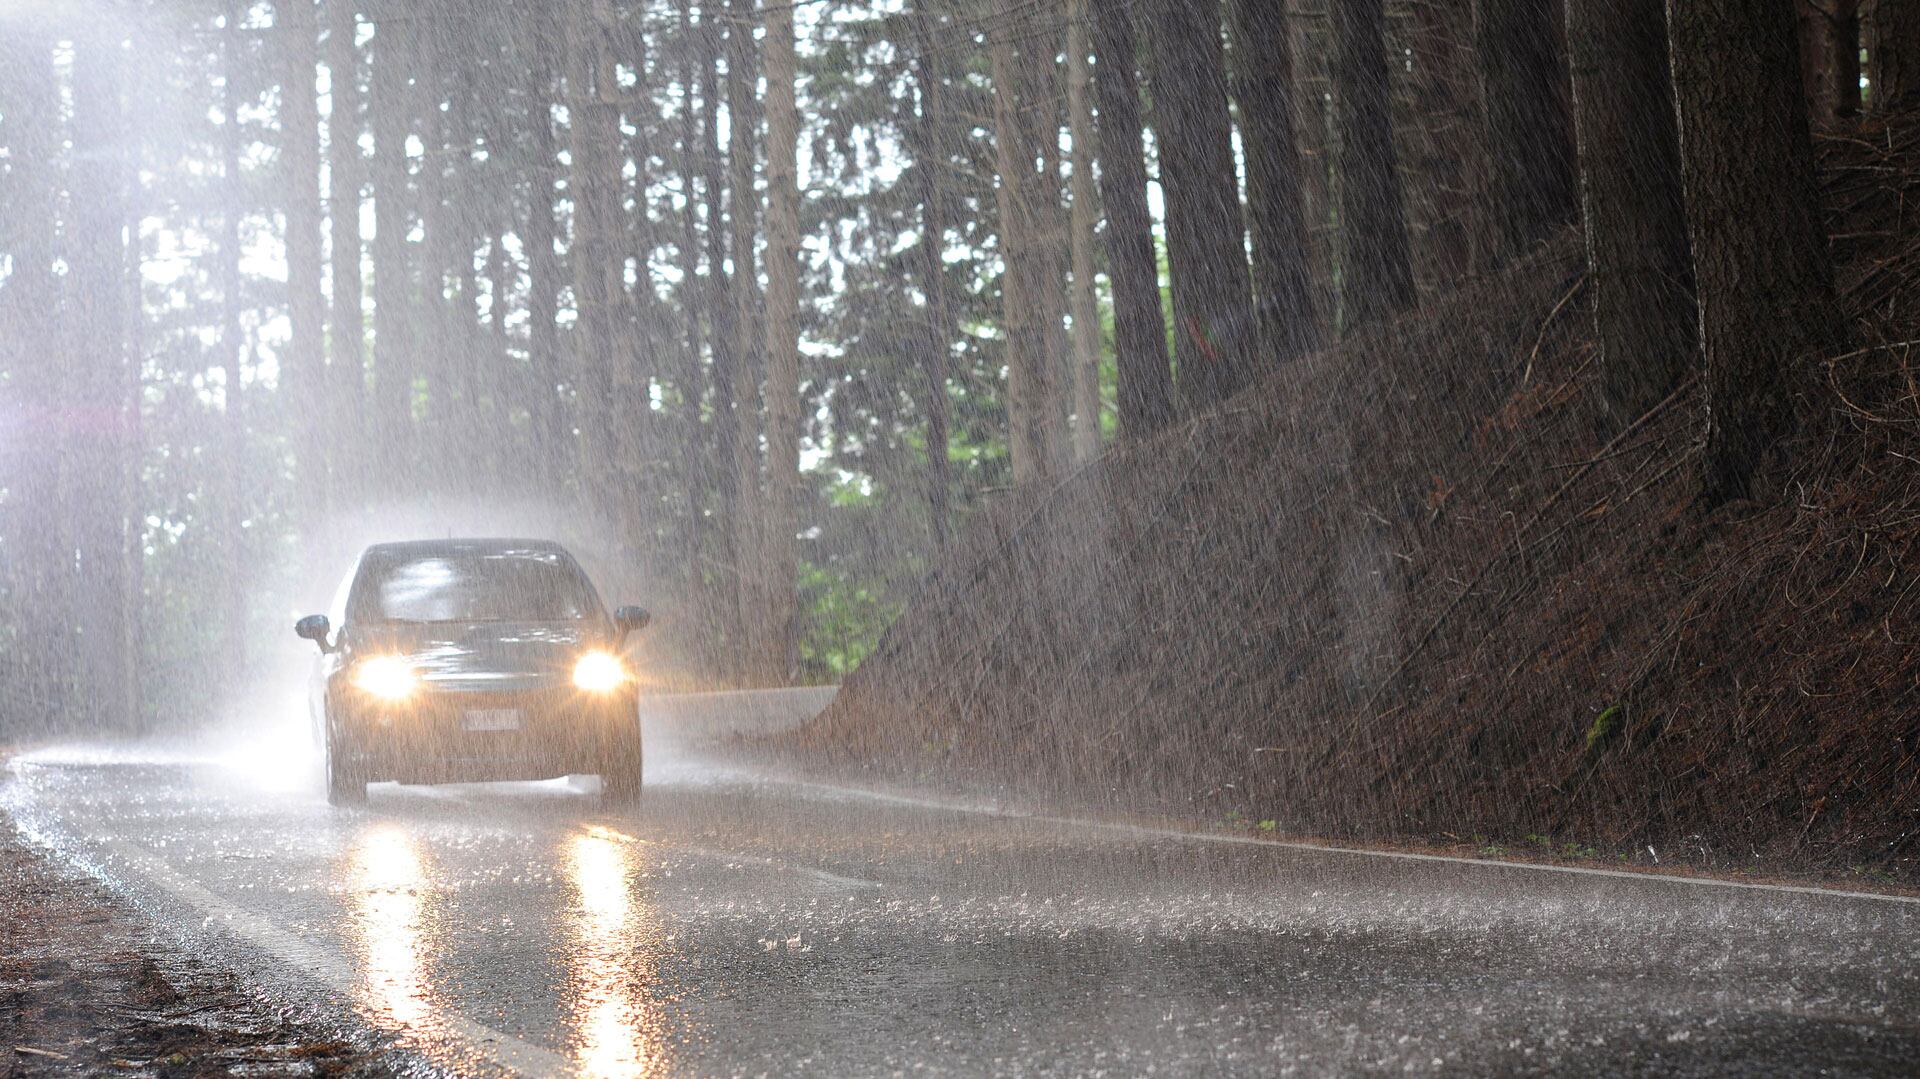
[614,606,651,644]
[294,614,334,653]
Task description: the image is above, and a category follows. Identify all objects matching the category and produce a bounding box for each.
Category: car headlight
[353,656,418,701]
[572,650,628,692]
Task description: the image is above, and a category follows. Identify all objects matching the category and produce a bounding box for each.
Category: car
[293,538,651,806]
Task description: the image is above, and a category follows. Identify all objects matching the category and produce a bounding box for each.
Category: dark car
[293,538,650,805]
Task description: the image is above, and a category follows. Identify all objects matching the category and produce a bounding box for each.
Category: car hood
[355,620,606,690]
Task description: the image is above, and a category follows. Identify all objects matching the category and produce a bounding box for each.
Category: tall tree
[1330,0,1416,329]
[761,0,803,682]
[218,0,251,666]
[283,0,327,520]
[1229,0,1320,363]
[0,24,73,729]
[1872,0,1920,113]
[1798,0,1862,124]
[910,1,956,545]
[70,17,135,730]
[1091,0,1175,437]
[1565,0,1696,424]
[369,10,414,471]
[564,0,627,513]
[1067,0,1103,461]
[992,0,1060,482]
[1476,0,1578,257]
[1148,0,1256,407]
[726,0,768,678]
[326,0,366,497]
[1667,0,1845,500]
[522,19,567,481]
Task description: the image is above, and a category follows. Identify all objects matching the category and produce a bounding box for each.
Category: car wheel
[324,706,367,806]
[600,734,643,805]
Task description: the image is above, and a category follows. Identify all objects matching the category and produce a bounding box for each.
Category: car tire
[600,735,644,805]
[324,707,367,806]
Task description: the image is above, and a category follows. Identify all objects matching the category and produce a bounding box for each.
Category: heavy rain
[4,0,1920,1075]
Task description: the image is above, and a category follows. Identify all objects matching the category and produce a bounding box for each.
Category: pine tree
[1091,0,1175,437]
[1666,0,1845,499]
[1330,0,1415,329]
[1566,0,1696,424]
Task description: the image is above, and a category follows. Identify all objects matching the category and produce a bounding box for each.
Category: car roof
[358,538,577,561]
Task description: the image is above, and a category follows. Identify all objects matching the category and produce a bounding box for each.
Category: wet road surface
[7,742,1920,1076]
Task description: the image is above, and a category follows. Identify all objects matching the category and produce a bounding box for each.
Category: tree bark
[71,20,135,731]
[1872,0,1920,113]
[1067,0,1104,461]
[0,24,72,728]
[1667,0,1845,500]
[283,0,328,522]
[1330,0,1416,330]
[564,0,627,513]
[1090,0,1175,438]
[1565,0,1696,424]
[911,1,955,546]
[1148,0,1257,407]
[726,0,767,680]
[326,0,367,500]
[523,32,568,485]
[992,0,1055,483]
[1799,0,1863,124]
[369,9,414,472]
[761,0,803,683]
[1229,0,1321,364]
[1476,0,1579,257]
[219,0,250,669]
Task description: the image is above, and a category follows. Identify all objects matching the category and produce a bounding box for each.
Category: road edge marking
[737,770,1920,907]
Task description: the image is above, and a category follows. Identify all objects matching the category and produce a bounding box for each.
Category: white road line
[16,817,572,1077]
[743,772,1920,908]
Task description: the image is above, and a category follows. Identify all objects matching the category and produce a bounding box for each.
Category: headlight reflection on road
[565,826,668,1077]
[348,826,438,1034]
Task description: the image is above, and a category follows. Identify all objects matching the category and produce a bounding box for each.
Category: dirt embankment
[0,820,382,1077]
[789,113,1920,882]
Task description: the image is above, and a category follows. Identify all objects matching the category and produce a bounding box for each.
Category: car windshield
[359,551,600,623]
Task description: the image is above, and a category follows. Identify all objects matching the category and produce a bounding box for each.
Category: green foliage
[1585,703,1623,751]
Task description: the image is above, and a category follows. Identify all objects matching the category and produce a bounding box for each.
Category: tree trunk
[0,24,72,729]
[522,31,567,486]
[370,10,414,473]
[326,0,367,501]
[1666,0,1845,501]
[219,0,250,671]
[564,0,626,514]
[1090,0,1176,438]
[1872,0,1920,113]
[992,0,1053,483]
[1799,0,1863,124]
[699,0,747,667]
[726,0,767,681]
[911,1,955,547]
[71,21,134,731]
[283,0,327,522]
[761,0,802,683]
[1229,0,1321,364]
[1067,0,1104,461]
[1031,30,1074,464]
[1148,0,1257,407]
[1565,0,1696,424]
[1330,0,1416,330]
[1476,0,1579,257]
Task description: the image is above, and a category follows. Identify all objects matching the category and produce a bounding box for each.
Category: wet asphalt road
[6,742,1920,1077]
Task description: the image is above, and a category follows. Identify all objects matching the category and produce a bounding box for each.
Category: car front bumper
[335,683,639,784]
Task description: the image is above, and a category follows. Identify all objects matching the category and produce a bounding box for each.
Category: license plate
[461,708,522,731]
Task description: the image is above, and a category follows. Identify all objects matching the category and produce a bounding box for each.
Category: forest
[2,0,1917,821]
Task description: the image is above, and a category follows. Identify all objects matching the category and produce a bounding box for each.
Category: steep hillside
[789,115,1920,879]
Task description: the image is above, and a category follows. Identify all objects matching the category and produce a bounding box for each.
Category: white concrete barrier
[639,685,838,744]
